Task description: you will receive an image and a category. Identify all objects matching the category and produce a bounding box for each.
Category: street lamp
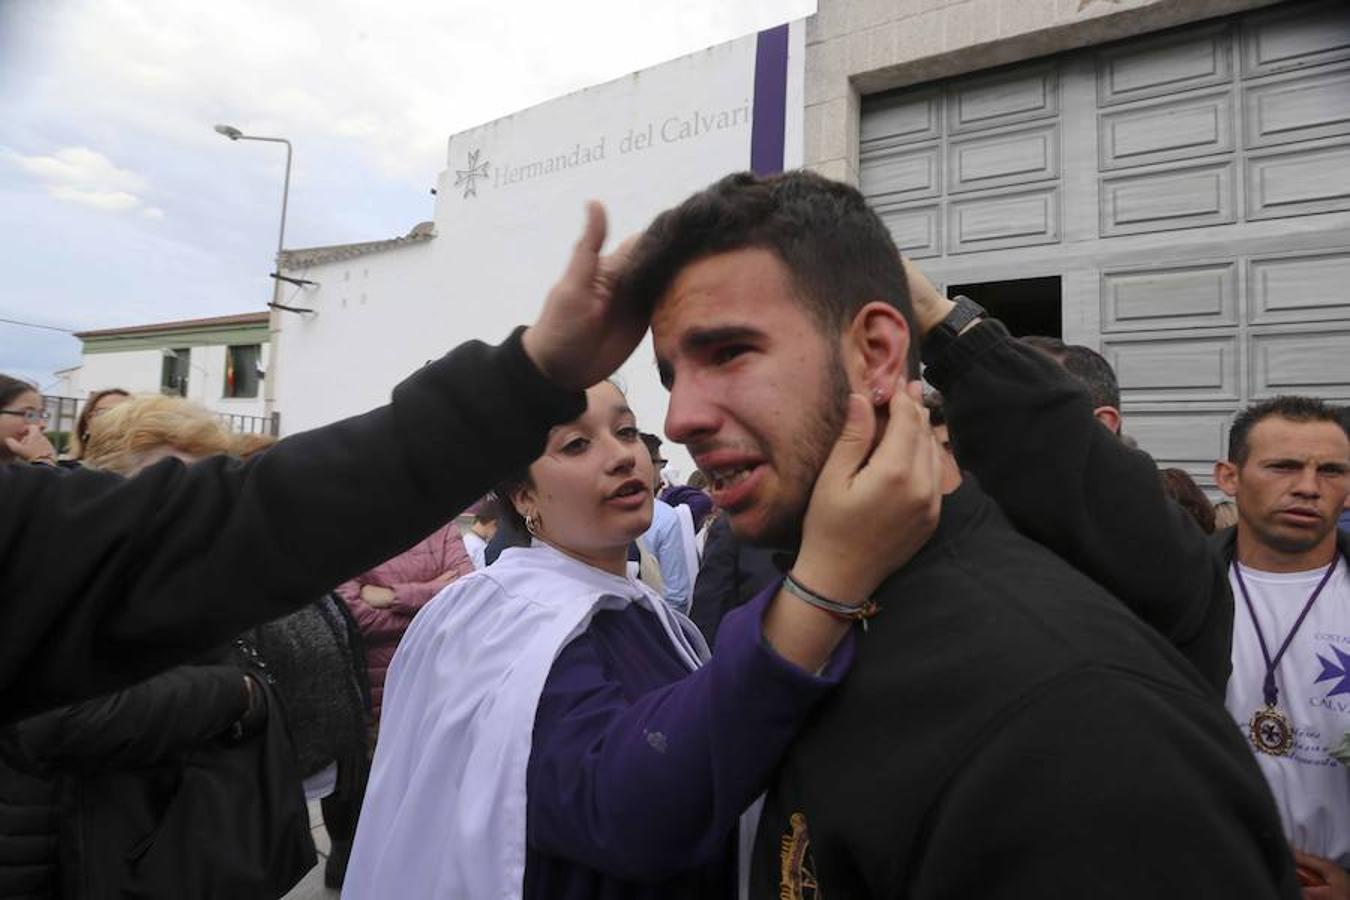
[215,122,293,426]
[214,123,292,302]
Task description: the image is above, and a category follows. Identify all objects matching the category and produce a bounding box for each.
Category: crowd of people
[1,172,1347,899]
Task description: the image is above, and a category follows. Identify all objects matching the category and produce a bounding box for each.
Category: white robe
[343,541,709,899]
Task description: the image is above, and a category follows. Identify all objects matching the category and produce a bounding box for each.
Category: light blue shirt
[642,498,699,615]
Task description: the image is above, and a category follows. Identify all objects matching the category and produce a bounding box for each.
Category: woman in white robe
[346,379,941,900]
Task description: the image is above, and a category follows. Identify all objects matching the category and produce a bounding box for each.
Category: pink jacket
[335,521,474,728]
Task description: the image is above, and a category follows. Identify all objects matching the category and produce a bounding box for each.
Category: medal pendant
[1249,705,1294,756]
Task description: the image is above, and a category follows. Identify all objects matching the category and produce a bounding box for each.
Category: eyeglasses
[0,408,52,424]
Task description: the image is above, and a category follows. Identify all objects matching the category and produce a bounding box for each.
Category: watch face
[942,296,983,332]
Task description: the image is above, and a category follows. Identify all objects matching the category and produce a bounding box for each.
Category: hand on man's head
[523,202,645,391]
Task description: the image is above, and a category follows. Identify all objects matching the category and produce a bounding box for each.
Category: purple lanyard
[1232,557,1339,708]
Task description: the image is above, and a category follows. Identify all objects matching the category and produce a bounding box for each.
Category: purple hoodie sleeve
[525,582,854,879]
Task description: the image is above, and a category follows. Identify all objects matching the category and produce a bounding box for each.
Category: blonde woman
[0,395,323,896]
[82,393,234,472]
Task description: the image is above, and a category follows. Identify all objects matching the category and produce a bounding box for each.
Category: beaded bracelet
[782,573,880,631]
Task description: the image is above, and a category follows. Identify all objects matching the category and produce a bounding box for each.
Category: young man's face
[652,248,850,548]
[1216,416,1350,558]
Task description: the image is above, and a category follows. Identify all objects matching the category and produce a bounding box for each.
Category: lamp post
[215,123,292,428]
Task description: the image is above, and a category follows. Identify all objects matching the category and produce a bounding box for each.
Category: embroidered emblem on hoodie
[779,812,821,899]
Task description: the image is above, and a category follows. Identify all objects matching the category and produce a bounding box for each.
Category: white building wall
[71,349,169,396]
[68,343,270,421]
[275,21,806,479]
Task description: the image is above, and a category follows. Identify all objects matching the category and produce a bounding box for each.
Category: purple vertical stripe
[750,24,790,176]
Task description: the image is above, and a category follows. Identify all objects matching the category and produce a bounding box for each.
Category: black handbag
[120,678,316,899]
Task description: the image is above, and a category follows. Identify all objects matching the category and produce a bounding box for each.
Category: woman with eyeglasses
[0,374,56,466]
[72,388,130,461]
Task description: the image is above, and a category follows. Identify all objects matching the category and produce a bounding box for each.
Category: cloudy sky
[0,0,814,387]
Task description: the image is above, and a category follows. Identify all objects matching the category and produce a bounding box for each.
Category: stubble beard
[738,350,852,551]
[1253,514,1334,557]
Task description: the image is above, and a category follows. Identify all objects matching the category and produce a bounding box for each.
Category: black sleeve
[923,321,1233,690]
[689,517,740,646]
[907,670,1299,900]
[0,329,585,721]
[9,664,249,774]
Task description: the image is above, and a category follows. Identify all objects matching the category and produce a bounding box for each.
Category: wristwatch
[923,295,987,358]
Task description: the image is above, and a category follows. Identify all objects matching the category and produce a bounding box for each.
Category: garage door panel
[1104,333,1240,402]
[1099,91,1234,170]
[1124,409,1231,473]
[948,64,1058,134]
[1100,162,1235,236]
[1250,327,1350,398]
[1243,67,1350,149]
[1249,249,1350,324]
[1245,143,1350,220]
[876,202,942,258]
[1240,0,1350,79]
[861,88,942,152]
[860,145,941,201]
[1097,23,1233,106]
[948,187,1060,254]
[948,124,1060,193]
[860,3,1350,472]
[1101,261,1237,331]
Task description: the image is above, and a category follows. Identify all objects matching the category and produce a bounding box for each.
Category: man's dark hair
[473,497,499,525]
[639,432,664,463]
[1227,395,1350,465]
[620,170,919,377]
[1019,336,1121,410]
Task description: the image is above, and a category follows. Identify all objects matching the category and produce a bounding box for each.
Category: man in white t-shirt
[908,257,1345,893]
[1215,396,1350,890]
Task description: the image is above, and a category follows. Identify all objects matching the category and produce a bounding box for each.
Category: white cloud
[48,185,142,211]
[5,145,155,213]
[8,146,146,192]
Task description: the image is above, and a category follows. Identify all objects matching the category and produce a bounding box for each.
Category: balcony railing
[40,395,280,457]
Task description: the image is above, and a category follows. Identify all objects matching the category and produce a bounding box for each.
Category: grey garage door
[860,0,1350,490]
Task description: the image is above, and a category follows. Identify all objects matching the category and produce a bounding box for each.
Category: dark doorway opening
[947,276,1062,338]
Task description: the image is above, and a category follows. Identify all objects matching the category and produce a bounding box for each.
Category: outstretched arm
[527,586,849,878]
[9,663,250,773]
[1,201,649,722]
[911,264,1232,689]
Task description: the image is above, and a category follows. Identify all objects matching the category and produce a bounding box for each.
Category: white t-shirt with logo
[1225,558,1350,864]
